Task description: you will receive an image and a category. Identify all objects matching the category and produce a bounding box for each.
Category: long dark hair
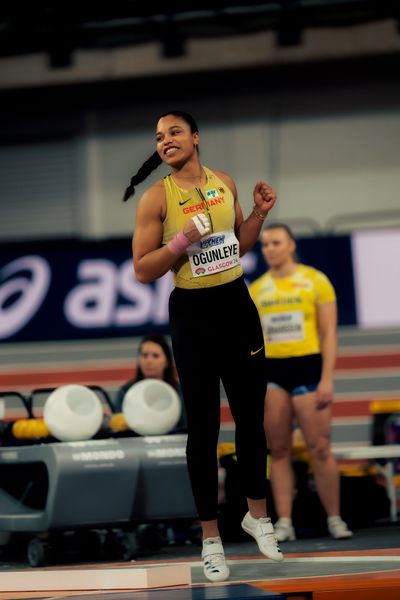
[135,333,176,386]
[122,110,199,202]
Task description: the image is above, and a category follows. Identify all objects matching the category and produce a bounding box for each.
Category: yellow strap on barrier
[217,442,236,458]
[369,400,400,414]
[12,419,50,439]
[109,413,129,432]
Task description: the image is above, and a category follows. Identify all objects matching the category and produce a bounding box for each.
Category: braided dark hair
[122,110,199,202]
[122,151,162,202]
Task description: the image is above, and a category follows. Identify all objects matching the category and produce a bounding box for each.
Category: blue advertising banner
[0,235,356,343]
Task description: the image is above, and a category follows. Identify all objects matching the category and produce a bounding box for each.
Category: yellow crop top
[162,166,243,289]
[249,264,336,358]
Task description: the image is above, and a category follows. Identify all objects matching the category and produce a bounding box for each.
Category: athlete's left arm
[316,301,338,409]
[215,171,277,256]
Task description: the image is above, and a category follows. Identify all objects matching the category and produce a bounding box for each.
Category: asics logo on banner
[200,235,225,249]
[0,256,51,339]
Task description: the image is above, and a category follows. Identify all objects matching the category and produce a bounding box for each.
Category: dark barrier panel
[296,235,357,326]
[0,235,356,342]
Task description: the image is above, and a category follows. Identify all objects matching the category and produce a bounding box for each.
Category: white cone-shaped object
[43,384,103,442]
[122,379,181,436]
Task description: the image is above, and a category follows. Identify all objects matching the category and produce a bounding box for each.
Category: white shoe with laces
[327,516,353,539]
[201,536,230,582]
[274,518,296,542]
[241,512,284,561]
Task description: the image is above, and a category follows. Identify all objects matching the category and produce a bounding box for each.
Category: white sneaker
[201,536,230,582]
[327,516,353,540]
[241,512,284,562]
[274,518,296,542]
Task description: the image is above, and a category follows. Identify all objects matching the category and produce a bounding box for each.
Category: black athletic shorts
[266,353,322,396]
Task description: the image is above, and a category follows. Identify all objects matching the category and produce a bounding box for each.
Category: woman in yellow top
[249,223,353,542]
[123,110,283,582]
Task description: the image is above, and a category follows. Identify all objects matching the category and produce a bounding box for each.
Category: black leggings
[169,275,267,521]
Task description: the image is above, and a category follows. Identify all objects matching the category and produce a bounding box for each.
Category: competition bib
[187,230,240,278]
[262,311,305,343]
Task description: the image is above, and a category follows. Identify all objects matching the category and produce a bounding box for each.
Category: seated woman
[115,333,187,432]
[117,333,194,548]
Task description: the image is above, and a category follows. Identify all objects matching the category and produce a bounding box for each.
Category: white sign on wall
[351,229,400,328]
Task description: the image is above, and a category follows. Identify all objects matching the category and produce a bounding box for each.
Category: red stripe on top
[220,398,398,423]
[0,368,134,388]
[336,353,400,369]
[1,352,399,384]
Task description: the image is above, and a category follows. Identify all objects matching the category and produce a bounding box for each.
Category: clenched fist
[253,182,277,217]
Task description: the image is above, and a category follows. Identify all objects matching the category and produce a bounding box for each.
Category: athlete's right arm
[133,183,209,284]
[132,185,171,283]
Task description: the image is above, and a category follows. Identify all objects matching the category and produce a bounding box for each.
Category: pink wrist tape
[167,230,191,256]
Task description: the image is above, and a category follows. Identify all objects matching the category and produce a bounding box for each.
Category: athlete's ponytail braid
[122,151,162,202]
